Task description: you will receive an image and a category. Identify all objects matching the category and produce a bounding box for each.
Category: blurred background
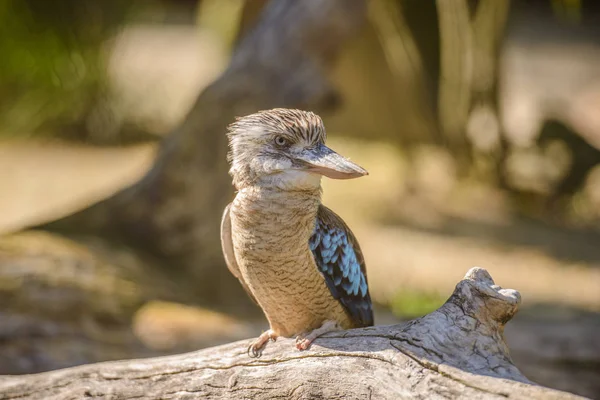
[0,0,599,397]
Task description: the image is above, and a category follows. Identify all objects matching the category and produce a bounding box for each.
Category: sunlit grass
[389,289,446,319]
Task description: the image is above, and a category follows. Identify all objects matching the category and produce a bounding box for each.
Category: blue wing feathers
[309,205,374,327]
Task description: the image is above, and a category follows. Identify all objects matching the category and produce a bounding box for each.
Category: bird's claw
[294,321,339,351]
[247,330,277,358]
[247,343,263,358]
[295,335,312,351]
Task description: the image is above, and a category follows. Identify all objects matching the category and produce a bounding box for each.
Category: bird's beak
[296,144,368,179]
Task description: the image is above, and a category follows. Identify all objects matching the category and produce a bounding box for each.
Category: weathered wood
[0,268,584,400]
[0,231,165,374]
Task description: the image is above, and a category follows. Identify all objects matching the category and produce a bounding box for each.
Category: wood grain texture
[0,268,585,400]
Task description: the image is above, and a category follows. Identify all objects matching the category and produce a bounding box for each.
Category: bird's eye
[274,136,289,147]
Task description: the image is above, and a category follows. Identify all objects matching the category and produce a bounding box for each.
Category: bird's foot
[295,320,340,351]
[248,329,278,358]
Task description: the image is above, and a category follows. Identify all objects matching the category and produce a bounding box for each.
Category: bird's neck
[232,185,322,236]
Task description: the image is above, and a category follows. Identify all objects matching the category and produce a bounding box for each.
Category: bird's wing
[309,205,374,327]
[221,203,258,304]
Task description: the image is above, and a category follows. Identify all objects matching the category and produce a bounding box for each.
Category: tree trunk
[40,0,367,306]
[436,0,510,165]
[0,268,583,400]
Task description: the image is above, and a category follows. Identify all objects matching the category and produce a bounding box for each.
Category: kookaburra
[221,108,373,356]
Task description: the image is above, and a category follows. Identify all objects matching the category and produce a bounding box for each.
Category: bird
[220,108,373,357]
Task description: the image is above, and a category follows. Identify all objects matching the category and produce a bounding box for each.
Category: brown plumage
[221,108,372,356]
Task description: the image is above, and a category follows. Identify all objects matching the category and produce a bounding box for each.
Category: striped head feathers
[227,108,367,190]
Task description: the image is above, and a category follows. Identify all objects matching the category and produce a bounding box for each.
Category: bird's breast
[229,190,349,336]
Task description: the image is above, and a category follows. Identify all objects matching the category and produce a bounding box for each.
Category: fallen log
[0,268,584,400]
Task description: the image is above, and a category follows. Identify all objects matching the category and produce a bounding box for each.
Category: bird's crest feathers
[226,109,328,188]
[227,108,326,148]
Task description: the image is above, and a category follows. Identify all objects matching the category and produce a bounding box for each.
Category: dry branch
[0,268,584,400]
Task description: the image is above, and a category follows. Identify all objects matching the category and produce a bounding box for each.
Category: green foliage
[0,0,131,137]
[389,288,446,318]
[551,0,582,23]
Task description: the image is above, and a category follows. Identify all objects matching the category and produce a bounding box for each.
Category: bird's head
[227,109,367,190]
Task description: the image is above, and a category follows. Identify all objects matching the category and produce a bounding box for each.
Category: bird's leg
[295,320,340,351]
[248,329,278,358]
